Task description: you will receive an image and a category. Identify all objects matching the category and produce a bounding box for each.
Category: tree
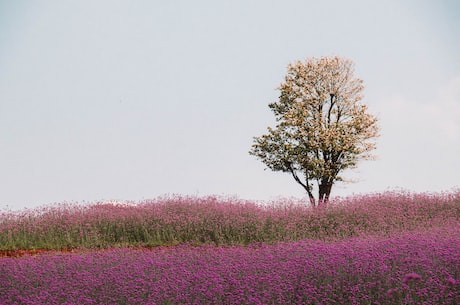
[249,56,379,207]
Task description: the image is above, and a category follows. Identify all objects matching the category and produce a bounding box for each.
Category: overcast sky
[1,0,459,210]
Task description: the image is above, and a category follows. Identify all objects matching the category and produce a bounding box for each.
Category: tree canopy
[250,56,379,206]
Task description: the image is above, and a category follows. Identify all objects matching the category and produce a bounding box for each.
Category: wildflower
[447,276,457,285]
[386,288,398,296]
[402,272,421,284]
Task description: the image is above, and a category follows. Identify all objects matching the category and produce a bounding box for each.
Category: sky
[1,0,459,210]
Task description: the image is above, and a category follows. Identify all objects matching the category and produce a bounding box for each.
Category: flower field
[1,191,459,304]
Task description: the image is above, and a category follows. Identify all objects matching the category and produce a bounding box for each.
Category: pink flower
[386,288,398,295]
[402,272,422,284]
[447,276,457,285]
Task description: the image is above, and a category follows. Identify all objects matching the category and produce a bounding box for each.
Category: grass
[0,190,459,304]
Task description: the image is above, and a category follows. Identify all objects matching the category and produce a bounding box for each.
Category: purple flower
[386,288,398,295]
[447,276,458,285]
[403,272,422,284]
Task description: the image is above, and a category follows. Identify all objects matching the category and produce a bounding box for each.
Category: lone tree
[250,56,379,207]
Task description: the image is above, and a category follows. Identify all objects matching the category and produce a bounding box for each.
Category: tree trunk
[318,182,332,207]
[306,189,316,207]
[289,167,316,207]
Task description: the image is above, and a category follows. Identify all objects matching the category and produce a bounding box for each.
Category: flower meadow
[1,191,459,304]
[1,191,459,250]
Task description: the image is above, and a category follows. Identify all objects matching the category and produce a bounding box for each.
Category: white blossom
[250,56,379,206]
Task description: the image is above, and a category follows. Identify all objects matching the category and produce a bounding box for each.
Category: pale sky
[1,0,459,210]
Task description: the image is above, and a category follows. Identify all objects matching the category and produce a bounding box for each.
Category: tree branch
[288,165,315,206]
[327,93,335,127]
